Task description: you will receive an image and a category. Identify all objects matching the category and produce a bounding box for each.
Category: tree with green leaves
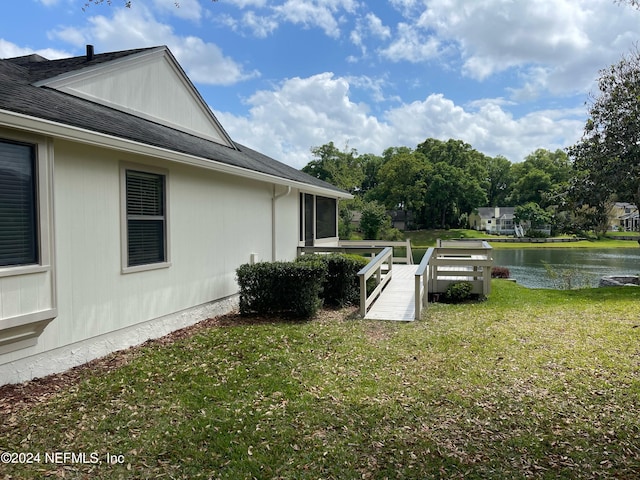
[359,201,389,240]
[514,202,553,234]
[303,142,364,194]
[485,155,513,206]
[568,48,640,213]
[415,138,489,228]
[508,149,570,208]
[369,148,428,216]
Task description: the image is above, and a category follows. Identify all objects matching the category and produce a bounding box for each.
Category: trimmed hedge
[296,253,369,307]
[236,261,325,318]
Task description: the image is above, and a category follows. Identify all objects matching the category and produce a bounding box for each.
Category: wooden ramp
[365,265,418,321]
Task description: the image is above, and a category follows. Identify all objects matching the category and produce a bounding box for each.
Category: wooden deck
[365,265,418,321]
[363,255,490,322]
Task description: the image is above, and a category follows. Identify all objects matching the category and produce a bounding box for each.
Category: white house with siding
[469,207,516,234]
[0,45,351,386]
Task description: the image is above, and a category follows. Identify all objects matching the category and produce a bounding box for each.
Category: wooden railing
[338,239,413,264]
[297,246,385,257]
[297,245,394,318]
[432,240,493,296]
[414,240,493,320]
[414,247,434,320]
[357,247,393,317]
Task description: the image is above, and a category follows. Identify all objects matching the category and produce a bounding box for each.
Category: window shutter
[0,141,38,267]
[126,170,166,267]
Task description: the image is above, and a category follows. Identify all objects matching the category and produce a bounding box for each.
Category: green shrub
[236,261,325,318]
[526,229,549,238]
[360,201,389,239]
[444,281,473,303]
[297,253,369,306]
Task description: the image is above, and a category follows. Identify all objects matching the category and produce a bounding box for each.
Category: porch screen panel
[0,140,38,267]
[126,170,166,266]
[316,196,337,239]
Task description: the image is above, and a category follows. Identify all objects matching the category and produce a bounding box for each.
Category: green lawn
[404,228,493,246]
[2,281,640,479]
[404,229,639,250]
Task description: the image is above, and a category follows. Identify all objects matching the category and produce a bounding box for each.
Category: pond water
[492,248,640,289]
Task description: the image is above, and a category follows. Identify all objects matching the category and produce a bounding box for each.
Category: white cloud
[152,0,203,21]
[365,13,390,40]
[380,22,441,62]
[350,12,390,55]
[215,73,585,168]
[273,0,342,38]
[224,0,268,7]
[384,94,584,162]
[215,73,392,167]
[49,6,258,85]
[0,39,71,60]
[271,0,360,38]
[242,11,279,38]
[383,0,640,99]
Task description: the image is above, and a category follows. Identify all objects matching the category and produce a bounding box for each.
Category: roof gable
[33,47,234,148]
[0,47,350,199]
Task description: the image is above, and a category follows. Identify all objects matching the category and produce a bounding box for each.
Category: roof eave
[0,109,352,199]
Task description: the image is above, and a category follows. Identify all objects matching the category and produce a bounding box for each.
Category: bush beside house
[237,254,369,318]
[236,262,326,318]
[296,253,369,307]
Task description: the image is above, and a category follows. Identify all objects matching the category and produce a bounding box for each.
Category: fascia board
[0,109,352,200]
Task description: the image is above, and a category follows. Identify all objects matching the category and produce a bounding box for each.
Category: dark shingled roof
[0,47,347,196]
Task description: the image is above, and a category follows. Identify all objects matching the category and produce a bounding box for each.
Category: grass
[2,281,640,479]
[404,229,639,250]
[405,228,492,246]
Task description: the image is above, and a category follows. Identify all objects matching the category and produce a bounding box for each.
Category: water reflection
[492,248,640,289]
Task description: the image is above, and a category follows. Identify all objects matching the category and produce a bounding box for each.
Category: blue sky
[2,0,640,168]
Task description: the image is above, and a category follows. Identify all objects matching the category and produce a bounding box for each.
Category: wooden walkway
[365,265,418,321]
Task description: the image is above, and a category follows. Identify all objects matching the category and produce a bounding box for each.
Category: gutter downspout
[272,185,292,261]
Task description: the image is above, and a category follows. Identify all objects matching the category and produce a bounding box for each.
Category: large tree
[485,155,513,206]
[508,149,571,208]
[303,142,364,193]
[370,148,428,215]
[416,138,488,227]
[568,48,640,210]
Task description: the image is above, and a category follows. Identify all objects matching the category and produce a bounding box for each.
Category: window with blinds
[0,140,38,267]
[125,169,166,267]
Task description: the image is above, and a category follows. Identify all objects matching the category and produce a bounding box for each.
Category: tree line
[302,42,640,239]
[302,139,573,237]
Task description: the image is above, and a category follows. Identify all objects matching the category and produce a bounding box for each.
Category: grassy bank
[2,281,640,479]
[405,229,639,249]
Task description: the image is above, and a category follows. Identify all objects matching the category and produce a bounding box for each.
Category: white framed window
[316,196,337,239]
[0,130,56,353]
[0,132,53,277]
[120,163,170,273]
[0,140,37,267]
[299,193,338,245]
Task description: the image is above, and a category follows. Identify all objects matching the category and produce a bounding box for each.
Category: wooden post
[359,273,367,317]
